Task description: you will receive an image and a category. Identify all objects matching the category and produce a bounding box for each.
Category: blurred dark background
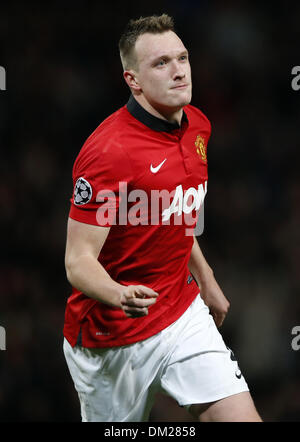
[0,0,300,422]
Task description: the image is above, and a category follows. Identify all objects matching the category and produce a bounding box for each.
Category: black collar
[126,95,188,133]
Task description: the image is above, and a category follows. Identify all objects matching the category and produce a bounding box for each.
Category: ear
[123,70,141,92]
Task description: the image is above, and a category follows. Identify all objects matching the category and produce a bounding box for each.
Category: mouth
[171,84,189,90]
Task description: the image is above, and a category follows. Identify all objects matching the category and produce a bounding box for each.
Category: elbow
[65,256,75,286]
[65,268,73,286]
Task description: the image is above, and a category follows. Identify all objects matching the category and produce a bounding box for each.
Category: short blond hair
[118,14,175,70]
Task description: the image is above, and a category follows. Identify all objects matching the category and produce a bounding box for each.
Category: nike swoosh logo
[150,158,167,173]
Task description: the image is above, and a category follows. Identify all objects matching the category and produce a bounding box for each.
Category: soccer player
[63,14,262,422]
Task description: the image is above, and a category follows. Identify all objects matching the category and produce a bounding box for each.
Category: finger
[123,306,149,317]
[123,286,139,299]
[214,313,225,328]
[121,296,157,308]
[134,285,159,298]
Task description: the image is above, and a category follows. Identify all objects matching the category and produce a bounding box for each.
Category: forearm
[188,237,230,327]
[65,254,123,308]
[188,236,214,287]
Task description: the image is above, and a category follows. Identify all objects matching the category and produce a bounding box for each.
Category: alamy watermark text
[0,66,6,90]
[0,326,6,350]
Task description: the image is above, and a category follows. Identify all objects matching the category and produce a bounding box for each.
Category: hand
[120,285,158,318]
[199,276,230,328]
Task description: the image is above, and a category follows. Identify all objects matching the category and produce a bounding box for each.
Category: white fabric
[63,294,249,421]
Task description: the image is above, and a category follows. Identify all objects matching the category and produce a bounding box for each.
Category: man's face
[133,31,192,113]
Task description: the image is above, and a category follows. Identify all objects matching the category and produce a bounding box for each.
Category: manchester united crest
[195,135,207,162]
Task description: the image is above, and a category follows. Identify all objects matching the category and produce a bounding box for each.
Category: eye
[156,59,166,66]
[179,55,188,61]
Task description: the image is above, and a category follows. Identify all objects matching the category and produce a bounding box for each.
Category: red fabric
[63,102,211,348]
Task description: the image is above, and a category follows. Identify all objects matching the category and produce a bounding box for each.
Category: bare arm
[188,236,230,327]
[188,236,214,288]
[65,217,158,317]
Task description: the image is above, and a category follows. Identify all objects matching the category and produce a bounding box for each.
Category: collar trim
[126,95,187,133]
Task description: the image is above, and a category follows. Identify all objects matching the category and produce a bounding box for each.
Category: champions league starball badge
[74,177,93,205]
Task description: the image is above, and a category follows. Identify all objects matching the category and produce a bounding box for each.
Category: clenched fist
[120,285,158,318]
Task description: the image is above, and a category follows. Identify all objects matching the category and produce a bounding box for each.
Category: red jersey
[63,95,211,348]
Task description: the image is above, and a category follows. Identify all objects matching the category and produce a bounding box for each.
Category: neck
[133,94,183,126]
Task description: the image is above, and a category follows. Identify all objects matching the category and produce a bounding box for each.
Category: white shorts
[63,294,249,422]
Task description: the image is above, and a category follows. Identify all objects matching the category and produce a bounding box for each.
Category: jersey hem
[63,289,199,349]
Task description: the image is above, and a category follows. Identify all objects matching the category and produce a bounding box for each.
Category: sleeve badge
[74,177,93,205]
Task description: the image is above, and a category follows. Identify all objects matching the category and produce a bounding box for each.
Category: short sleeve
[69,137,134,227]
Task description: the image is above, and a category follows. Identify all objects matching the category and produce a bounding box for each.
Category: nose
[171,60,186,81]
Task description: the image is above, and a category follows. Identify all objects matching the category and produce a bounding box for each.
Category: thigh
[190,391,262,422]
[160,295,249,408]
[63,337,162,422]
